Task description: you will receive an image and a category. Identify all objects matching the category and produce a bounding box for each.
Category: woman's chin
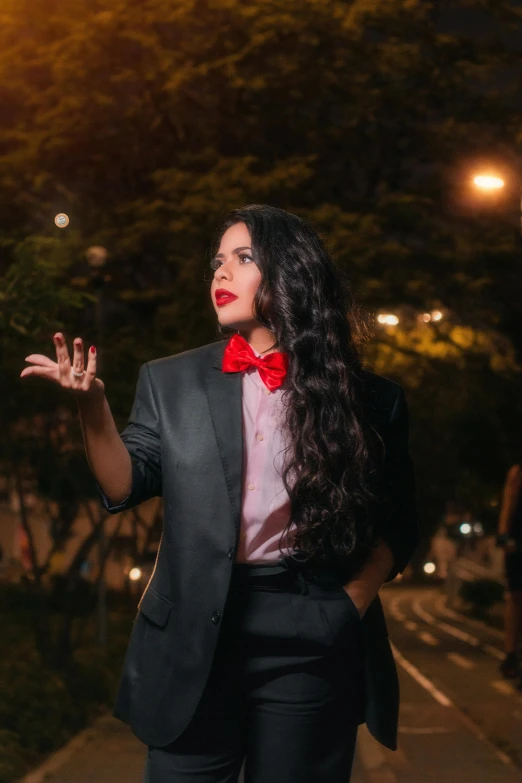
[218,315,249,331]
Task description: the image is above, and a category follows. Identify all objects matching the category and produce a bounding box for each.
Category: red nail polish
[90,345,96,353]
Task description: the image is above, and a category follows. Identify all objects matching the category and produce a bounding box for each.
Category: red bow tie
[222,334,289,391]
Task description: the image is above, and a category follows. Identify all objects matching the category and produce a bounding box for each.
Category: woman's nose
[216,267,232,281]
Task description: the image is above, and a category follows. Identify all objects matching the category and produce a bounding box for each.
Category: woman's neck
[238,327,279,355]
[258,342,279,355]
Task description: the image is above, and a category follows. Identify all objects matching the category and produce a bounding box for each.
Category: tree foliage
[1,0,522,568]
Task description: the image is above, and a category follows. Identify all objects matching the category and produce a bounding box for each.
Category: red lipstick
[215,288,238,306]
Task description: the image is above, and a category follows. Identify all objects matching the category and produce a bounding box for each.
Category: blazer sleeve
[378,385,420,583]
[96,362,162,514]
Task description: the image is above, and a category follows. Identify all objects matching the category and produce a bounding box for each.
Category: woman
[21,205,419,783]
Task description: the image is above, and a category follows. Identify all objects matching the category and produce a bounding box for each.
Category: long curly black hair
[211,204,388,577]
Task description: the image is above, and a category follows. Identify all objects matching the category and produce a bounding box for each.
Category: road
[377,583,522,782]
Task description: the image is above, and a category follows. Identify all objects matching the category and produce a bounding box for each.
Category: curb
[17,712,112,783]
[356,725,397,783]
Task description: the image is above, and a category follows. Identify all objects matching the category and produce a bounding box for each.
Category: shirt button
[212,611,221,624]
[228,547,235,559]
[248,483,256,490]
[256,433,264,441]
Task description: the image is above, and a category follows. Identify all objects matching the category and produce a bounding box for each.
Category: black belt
[234,562,289,577]
[232,556,322,595]
[233,554,312,576]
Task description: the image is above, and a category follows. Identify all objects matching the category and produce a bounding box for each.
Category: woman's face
[210,222,262,331]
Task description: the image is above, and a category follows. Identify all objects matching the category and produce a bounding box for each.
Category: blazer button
[212,611,221,624]
[228,547,235,559]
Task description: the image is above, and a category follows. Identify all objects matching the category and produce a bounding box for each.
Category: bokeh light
[473,175,504,190]
[377,313,400,326]
[54,213,69,228]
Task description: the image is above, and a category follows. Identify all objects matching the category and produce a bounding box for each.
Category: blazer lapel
[205,340,244,538]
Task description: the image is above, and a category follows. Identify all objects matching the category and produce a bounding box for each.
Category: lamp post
[86,245,109,647]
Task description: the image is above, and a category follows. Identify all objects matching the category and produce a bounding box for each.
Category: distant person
[429,501,466,579]
[496,463,522,682]
[20,205,420,782]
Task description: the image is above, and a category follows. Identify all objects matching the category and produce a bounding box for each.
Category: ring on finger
[71,368,85,378]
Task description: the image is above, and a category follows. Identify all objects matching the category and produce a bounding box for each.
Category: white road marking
[387,594,518,768]
[412,594,511,664]
[482,642,505,661]
[420,595,505,661]
[390,641,453,706]
[412,596,482,646]
[434,594,504,640]
[491,680,519,697]
[388,598,406,622]
[446,652,475,670]
[417,631,440,646]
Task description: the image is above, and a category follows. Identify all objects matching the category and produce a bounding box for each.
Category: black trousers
[143,556,365,783]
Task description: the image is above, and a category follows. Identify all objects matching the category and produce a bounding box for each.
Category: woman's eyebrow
[213,246,252,258]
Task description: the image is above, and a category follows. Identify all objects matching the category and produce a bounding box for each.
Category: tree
[1,0,522,571]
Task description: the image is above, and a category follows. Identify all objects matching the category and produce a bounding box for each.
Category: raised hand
[20,332,105,399]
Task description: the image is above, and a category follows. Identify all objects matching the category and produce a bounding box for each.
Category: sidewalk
[19,716,147,783]
[18,714,383,783]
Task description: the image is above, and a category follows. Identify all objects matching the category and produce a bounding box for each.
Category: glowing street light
[472,169,522,238]
[419,310,445,325]
[377,313,399,326]
[473,175,505,191]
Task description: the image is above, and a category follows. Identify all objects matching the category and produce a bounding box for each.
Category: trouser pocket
[307,580,363,647]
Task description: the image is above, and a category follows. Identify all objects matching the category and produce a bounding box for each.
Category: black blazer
[97,339,419,751]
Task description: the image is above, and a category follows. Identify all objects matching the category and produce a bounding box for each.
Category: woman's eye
[210,254,254,270]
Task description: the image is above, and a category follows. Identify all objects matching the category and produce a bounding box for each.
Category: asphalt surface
[377,583,522,782]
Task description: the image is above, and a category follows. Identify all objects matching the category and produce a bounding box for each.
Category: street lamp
[420,310,444,323]
[86,245,109,647]
[473,175,505,191]
[377,313,400,326]
[472,171,522,238]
